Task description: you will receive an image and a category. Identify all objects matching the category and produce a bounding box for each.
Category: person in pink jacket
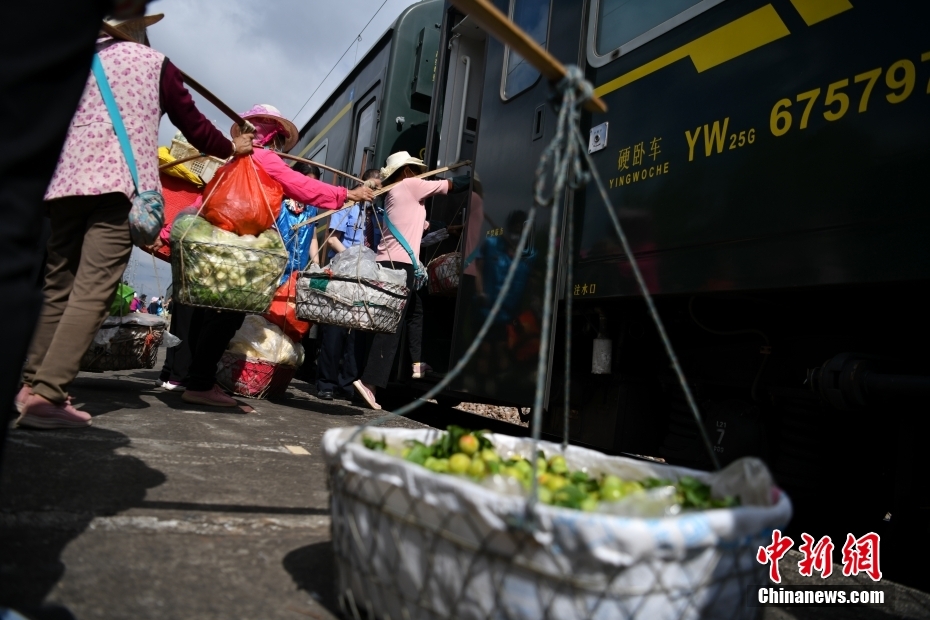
[173,105,375,408]
[353,151,469,410]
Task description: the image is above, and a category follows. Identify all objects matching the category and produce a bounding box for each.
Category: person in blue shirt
[276,162,321,283]
[316,168,382,401]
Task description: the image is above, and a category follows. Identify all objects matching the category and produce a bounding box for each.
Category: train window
[352,100,377,176]
[501,0,551,100]
[588,0,726,68]
[307,143,332,181]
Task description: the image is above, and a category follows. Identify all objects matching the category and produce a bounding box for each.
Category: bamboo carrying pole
[275,152,364,185]
[448,0,607,114]
[100,22,249,128]
[158,152,208,171]
[292,160,473,231]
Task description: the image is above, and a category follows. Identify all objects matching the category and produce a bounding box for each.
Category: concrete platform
[1,359,928,619]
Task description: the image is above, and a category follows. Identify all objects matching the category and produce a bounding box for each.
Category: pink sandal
[352,380,381,410]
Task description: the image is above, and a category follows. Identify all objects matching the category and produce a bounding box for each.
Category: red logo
[757,529,794,583]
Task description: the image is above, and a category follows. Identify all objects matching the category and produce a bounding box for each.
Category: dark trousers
[0,0,113,484]
[184,306,245,392]
[159,301,197,384]
[317,325,366,395]
[361,262,424,388]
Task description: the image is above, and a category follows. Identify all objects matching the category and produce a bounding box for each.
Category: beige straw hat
[104,14,164,45]
[380,151,427,181]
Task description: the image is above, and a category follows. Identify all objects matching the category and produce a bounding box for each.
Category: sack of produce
[296,264,408,333]
[170,214,288,313]
[226,315,304,367]
[263,271,311,342]
[427,251,461,296]
[324,425,791,620]
[80,314,173,372]
[200,155,283,236]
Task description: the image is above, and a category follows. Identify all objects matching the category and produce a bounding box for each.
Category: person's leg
[28,195,133,405]
[21,202,89,390]
[337,329,358,397]
[407,289,425,376]
[316,325,347,396]
[358,263,414,404]
[159,301,196,386]
[183,310,244,406]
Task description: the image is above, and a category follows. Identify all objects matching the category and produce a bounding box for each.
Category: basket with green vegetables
[362,425,737,514]
[170,214,288,313]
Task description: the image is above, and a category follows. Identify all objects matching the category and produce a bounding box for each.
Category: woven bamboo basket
[296,271,408,333]
[80,320,165,372]
[427,252,461,296]
[171,238,288,314]
[215,351,296,399]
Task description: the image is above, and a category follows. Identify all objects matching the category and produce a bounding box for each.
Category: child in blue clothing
[275,162,321,282]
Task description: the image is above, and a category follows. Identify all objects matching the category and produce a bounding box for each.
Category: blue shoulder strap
[91,53,140,193]
[381,211,419,265]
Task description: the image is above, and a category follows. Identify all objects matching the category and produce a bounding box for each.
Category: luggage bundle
[80,314,170,372]
[296,246,409,333]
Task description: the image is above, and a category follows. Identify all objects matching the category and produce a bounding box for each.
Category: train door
[414,8,489,377]
[441,0,587,406]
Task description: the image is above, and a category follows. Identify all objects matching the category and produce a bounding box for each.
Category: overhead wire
[292,0,393,123]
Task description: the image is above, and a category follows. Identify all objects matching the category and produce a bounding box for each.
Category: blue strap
[381,211,419,266]
[91,54,140,193]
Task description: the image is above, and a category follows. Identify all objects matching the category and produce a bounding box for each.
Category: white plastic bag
[227,315,304,366]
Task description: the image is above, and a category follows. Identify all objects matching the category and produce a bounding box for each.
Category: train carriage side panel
[579,0,930,298]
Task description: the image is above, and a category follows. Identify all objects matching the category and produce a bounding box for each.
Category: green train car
[291,0,443,180]
[295,0,929,586]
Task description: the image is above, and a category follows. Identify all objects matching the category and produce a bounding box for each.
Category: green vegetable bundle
[363,425,738,514]
[170,214,288,313]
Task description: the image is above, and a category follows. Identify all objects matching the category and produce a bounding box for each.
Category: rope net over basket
[427,252,461,297]
[171,233,288,313]
[215,351,296,399]
[295,269,408,333]
[325,428,789,620]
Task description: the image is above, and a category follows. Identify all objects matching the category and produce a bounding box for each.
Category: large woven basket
[296,272,408,333]
[216,351,296,399]
[171,238,287,313]
[80,321,165,372]
[427,252,461,296]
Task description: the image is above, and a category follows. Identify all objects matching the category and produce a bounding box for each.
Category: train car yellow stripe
[788,0,852,26]
[594,4,790,98]
[297,101,353,157]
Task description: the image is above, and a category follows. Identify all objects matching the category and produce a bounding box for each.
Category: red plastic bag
[263,271,311,342]
[200,156,284,236]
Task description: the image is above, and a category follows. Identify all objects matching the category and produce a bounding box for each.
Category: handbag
[381,209,428,290]
[91,53,165,247]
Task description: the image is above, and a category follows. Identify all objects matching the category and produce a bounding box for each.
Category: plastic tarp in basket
[323,427,792,620]
[427,252,461,296]
[80,314,174,372]
[170,213,288,313]
[226,315,304,366]
[296,248,409,333]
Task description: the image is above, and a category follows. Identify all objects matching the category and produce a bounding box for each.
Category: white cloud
[149,0,420,147]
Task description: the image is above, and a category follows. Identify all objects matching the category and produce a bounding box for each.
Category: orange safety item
[263,271,311,342]
[200,156,284,237]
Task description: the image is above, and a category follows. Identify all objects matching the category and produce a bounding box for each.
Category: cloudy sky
[129,0,421,297]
